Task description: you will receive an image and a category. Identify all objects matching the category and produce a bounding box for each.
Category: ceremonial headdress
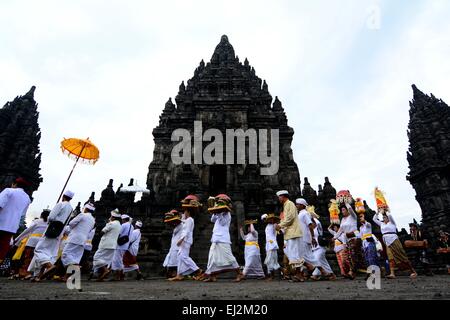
[295,198,308,206]
[111,209,121,218]
[63,190,75,199]
[84,202,95,212]
[135,221,143,228]
[207,194,233,214]
[164,209,182,223]
[261,213,280,223]
[181,194,202,212]
[276,190,289,197]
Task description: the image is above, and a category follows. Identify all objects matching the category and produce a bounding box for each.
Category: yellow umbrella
[57,137,100,203]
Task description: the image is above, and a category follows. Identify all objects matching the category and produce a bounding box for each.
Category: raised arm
[250,224,257,237]
[347,203,357,220]
[372,213,382,226]
[239,227,245,241]
[387,213,396,227]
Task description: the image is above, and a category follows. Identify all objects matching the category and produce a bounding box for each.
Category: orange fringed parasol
[57,137,100,203]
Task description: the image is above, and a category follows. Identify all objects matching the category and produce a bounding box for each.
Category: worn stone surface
[0,86,42,195]
[0,275,449,300]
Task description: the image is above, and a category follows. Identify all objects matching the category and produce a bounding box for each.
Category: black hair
[40,209,50,222]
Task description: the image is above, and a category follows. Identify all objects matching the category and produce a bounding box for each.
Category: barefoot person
[261,213,281,280]
[275,190,305,282]
[237,220,265,281]
[28,190,74,281]
[61,202,95,280]
[373,208,417,279]
[123,220,144,280]
[331,202,358,279]
[162,210,183,278]
[111,214,133,281]
[296,199,322,279]
[169,197,202,281]
[328,223,351,278]
[307,206,336,281]
[203,194,240,282]
[0,178,31,264]
[92,209,122,281]
[11,209,49,279]
[359,213,380,269]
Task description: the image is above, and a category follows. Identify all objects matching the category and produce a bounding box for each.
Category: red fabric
[123,251,137,267]
[0,231,13,261]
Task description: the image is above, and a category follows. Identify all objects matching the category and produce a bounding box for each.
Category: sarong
[264,249,280,273]
[243,242,264,278]
[93,248,115,272]
[284,237,303,268]
[336,248,351,275]
[205,242,239,275]
[123,251,139,273]
[363,242,379,267]
[61,243,84,267]
[312,246,333,275]
[111,249,126,271]
[299,239,317,267]
[0,231,13,261]
[177,242,199,276]
[387,239,411,270]
[163,249,179,268]
[347,237,366,271]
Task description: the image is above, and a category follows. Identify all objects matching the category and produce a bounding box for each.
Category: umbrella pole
[56,143,86,204]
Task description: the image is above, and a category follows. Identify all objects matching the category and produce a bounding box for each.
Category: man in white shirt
[0,178,31,263]
[92,209,122,281]
[296,198,318,276]
[111,214,133,281]
[29,190,74,281]
[61,202,96,279]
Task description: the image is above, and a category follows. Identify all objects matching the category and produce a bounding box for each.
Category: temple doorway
[209,165,227,195]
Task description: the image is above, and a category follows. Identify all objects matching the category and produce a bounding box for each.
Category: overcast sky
[1,0,449,229]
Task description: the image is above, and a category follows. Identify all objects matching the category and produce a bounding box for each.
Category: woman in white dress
[237,221,265,281]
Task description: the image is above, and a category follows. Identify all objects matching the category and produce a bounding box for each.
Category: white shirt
[298,209,313,244]
[117,221,134,250]
[359,221,375,248]
[334,206,358,240]
[170,224,183,251]
[312,217,323,251]
[67,212,95,246]
[98,220,121,250]
[328,228,347,253]
[14,218,47,248]
[179,216,195,245]
[48,201,73,224]
[265,223,279,251]
[211,212,232,244]
[240,224,258,242]
[84,228,95,251]
[373,214,398,246]
[127,229,141,256]
[0,187,31,233]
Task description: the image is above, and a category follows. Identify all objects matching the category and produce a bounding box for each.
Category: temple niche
[0,86,42,195]
[407,85,450,238]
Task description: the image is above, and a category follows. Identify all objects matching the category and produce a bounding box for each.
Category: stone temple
[407,85,450,238]
[0,86,42,196]
[87,36,355,274]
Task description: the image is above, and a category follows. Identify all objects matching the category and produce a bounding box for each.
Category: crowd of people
[0,178,144,282]
[1,177,450,285]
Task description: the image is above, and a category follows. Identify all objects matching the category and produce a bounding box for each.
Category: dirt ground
[0,274,449,300]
